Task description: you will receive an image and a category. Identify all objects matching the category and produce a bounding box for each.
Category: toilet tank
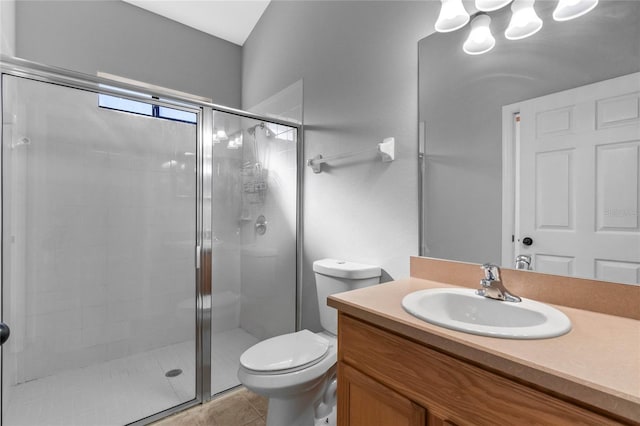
[313,259,381,335]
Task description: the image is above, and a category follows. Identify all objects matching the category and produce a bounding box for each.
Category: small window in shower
[158,105,197,123]
[98,93,153,116]
[98,93,197,124]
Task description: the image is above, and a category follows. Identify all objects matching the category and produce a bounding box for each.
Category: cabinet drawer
[338,314,623,426]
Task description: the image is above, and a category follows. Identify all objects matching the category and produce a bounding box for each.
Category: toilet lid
[240,330,330,373]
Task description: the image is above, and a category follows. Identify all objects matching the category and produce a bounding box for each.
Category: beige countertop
[328,277,640,422]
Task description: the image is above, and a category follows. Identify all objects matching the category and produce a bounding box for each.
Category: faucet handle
[481,263,501,281]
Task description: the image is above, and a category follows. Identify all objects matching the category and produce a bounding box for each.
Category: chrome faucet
[476,263,522,303]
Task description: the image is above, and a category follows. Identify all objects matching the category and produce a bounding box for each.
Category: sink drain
[165,369,182,378]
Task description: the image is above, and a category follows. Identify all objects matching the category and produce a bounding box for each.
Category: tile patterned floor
[3,328,259,426]
[155,388,338,426]
[153,388,267,426]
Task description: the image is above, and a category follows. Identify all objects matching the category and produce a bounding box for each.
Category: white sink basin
[401,288,571,339]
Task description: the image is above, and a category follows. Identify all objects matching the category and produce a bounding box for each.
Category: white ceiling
[123,0,271,46]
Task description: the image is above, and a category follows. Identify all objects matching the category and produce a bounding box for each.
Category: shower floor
[211,328,260,395]
[4,341,196,426]
[4,328,259,426]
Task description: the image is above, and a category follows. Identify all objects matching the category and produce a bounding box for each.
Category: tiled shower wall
[239,128,297,341]
[4,77,196,383]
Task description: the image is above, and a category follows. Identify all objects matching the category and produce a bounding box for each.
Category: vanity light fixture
[475,0,512,12]
[226,133,243,150]
[463,14,496,55]
[553,0,598,21]
[435,0,598,55]
[216,129,228,140]
[227,139,239,149]
[435,0,470,33]
[505,0,543,40]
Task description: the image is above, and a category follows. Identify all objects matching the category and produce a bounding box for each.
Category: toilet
[237,258,381,426]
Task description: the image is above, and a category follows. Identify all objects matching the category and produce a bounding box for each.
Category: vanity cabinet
[337,313,627,426]
[339,363,426,426]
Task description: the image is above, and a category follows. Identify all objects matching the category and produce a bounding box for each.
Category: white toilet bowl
[237,259,381,426]
[237,330,337,426]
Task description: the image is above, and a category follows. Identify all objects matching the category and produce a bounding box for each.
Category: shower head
[247,122,275,138]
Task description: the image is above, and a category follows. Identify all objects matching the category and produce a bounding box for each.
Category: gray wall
[243,1,439,331]
[0,0,15,56]
[419,1,640,265]
[15,0,241,107]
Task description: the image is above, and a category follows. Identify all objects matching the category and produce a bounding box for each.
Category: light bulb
[463,14,496,55]
[435,0,470,33]
[553,0,598,21]
[475,0,512,12]
[505,0,543,40]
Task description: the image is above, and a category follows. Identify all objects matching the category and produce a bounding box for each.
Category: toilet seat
[240,330,331,375]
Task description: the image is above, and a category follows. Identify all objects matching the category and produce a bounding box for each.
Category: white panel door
[517,73,640,284]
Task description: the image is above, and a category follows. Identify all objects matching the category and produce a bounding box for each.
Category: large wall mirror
[419,0,640,284]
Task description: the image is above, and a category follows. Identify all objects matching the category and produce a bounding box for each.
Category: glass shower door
[1,75,198,425]
[209,111,298,395]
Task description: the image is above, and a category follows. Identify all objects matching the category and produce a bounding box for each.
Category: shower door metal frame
[0,56,304,424]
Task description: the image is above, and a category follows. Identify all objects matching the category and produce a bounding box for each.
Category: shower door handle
[195,245,201,269]
[0,322,10,345]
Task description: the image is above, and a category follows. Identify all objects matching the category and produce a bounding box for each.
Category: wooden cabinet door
[338,363,426,426]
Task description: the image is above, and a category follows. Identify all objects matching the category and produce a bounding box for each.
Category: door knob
[522,237,533,246]
[0,322,10,345]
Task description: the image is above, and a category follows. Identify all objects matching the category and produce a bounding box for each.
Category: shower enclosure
[209,114,298,395]
[0,57,301,425]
